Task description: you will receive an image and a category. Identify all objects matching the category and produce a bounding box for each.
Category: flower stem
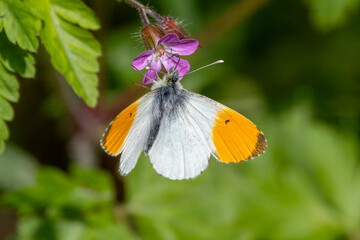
[123,0,163,22]
[139,7,150,25]
[124,0,144,9]
[145,8,163,22]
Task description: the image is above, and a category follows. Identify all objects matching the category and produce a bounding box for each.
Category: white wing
[147,91,218,180]
[119,94,154,175]
[101,93,154,176]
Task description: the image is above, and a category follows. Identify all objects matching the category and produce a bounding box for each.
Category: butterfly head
[165,68,180,83]
[151,68,181,90]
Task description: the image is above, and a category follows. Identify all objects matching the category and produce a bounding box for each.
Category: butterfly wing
[101,93,154,175]
[147,90,266,180]
[147,103,212,180]
[186,90,267,163]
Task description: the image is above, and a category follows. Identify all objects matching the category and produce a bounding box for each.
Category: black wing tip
[251,131,267,158]
[237,131,267,162]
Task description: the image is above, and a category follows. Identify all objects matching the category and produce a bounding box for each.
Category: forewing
[101,93,153,175]
[186,90,267,163]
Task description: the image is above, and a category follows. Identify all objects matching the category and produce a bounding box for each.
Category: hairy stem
[145,8,163,22]
[139,7,150,25]
[124,0,144,9]
[124,0,163,23]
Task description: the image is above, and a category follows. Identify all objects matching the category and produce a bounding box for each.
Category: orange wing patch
[212,107,267,163]
[101,101,138,156]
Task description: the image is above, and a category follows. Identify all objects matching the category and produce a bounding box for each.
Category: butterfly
[100,69,267,180]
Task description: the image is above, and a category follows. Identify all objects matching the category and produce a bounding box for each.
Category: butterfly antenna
[187,60,224,75]
[133,82,149,90]
[173,54,181,71]
[138,69,155,84]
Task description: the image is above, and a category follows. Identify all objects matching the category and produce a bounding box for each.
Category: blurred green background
[1,0,360,239]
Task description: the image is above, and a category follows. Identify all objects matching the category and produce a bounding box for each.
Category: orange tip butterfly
[100,67,267,180]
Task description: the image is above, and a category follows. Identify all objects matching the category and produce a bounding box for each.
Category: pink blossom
[132,33,199,84]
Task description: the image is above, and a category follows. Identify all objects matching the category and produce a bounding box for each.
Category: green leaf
[0,18,3,31]
[51,0,100,30]
[0,144,38,191]
[304,0,359,31]
[0,32,36,78]
[0,96,13,121]
[2,166,138,240]
[0,62,18,153]
[31,0,101,107]
[17,217,43,240]
[0,61,19,102]
[71,165,113,193]
[0,0,41,52]
[0,33,30,157]
[54,220,86,240]
[83,224,138,240]
[0,118,9,140]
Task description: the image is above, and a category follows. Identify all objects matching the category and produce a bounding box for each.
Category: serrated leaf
[0,96,13,121]
[0,118,9,140]
[0,32,36,78]
[52,0,100,30]
[0,62,19,102]
[32,0,101,107]
[0,0,41,52]
[0,61,19,156]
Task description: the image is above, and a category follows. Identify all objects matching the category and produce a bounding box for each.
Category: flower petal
[143,59,162,85]
[161,55,176,73]
[157,33,179,45]
[132,50,154,70]
[143,70,157,85]
[175,58,190,80]
[162,56,190,81]
[150,59,162,72]
[166,39,199,55]
[158,33,199,56]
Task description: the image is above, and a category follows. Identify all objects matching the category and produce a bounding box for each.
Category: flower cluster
[132,33,199,84]
[128,2,199,85]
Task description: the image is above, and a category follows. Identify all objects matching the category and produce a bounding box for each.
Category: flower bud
[161,16,190,39]
[141,24,166,49]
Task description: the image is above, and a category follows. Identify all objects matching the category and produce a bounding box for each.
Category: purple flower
[132,33,199,84]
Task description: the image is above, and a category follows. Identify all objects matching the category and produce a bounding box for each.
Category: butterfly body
[101,70,267,180]
[145,72,186,154]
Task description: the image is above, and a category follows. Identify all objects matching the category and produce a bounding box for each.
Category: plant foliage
[0,0,101,155]
[2,166,136,240]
